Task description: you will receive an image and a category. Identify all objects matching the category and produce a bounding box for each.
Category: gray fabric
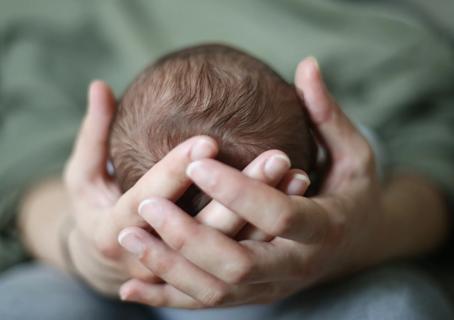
[0,263,149,320]
[1,262,453,320]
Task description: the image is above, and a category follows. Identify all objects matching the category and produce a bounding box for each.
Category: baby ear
[106,158,116,177]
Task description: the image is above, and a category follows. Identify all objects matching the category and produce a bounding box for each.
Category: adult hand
[118,57,387,308]
[63,81,222,295]
[62,81,302,296]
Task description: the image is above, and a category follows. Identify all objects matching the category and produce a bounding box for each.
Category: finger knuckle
[169,221,199,253]
[114,207,136,230]
[327,214,347,244]
[200,284,228,307]
[150,292,168,307]
[339,140,376,178]
[203,169,222,193]
[147,254,175,278]
[269,202,296,237]
[94,234,120,259]
[170,229,190,253]
[224,252,254,284]
[129,264,157,282]
[356,143,375,172]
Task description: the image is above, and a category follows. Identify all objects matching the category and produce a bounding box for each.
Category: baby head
[109,44,316,215]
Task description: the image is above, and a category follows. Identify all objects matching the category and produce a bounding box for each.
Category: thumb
[70,80,116,184]
[294,57,369,163]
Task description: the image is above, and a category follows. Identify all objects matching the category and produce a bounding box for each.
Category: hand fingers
[134,198,254,285]
[95,136,218,258]
[118,227,228,306]
[65,81,116,189]
[278,169,311,196]
[68,229,126,296]
[187,159,329,243]
[196,150,291,237]
[124,254,162,283]
[120,280,247,308]
[120,198,316,284]
[120,277,293,308]
[236,169,311,241]
[120,279,203,308]
[294,58,372,168]
[118,135,218,214]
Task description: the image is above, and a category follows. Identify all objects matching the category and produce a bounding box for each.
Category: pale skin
[19,57,449,307]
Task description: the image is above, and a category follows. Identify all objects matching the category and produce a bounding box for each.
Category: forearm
[378,174,451,262]
[17,176,71,271]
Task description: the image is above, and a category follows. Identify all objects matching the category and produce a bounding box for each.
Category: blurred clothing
[0,262,453,319]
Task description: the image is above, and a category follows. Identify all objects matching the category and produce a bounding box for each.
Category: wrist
[18,176,73,269]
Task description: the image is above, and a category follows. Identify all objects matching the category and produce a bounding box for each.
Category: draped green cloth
[1,0,453,271]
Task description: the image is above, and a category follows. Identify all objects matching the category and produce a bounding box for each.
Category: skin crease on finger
[194,150,297,239]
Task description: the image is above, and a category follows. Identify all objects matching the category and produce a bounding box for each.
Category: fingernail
[138,199,164,228]
[119,284,133,301]
[264,154,291,180]
[119,287,129,301]
[186,160,215,187]
[286,173,311,195]
[191,138,215,160]
[118,230,145,256]
[307,56,319,71]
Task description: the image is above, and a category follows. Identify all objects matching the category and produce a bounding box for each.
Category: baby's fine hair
[109,44,316,214]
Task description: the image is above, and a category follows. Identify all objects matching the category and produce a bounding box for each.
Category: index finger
[97,136,218,255]
[196,150,291,236]
[119,135,218,212]
[187,159,329,243]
